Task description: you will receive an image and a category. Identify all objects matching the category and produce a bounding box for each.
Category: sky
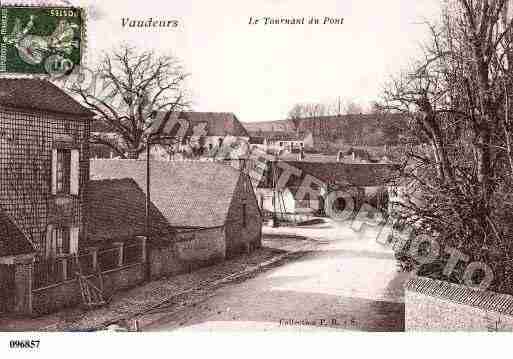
[8,0,442,122]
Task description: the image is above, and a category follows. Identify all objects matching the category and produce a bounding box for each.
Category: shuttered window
[52,226,70,256]
[52,148,80,195]
[56,149,71,194]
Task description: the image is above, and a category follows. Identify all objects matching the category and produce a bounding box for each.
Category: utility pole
[145,137,152,281]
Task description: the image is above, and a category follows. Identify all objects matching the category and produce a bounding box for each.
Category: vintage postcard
[0,0,512,356]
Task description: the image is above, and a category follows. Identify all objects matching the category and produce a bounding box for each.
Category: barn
[89,160,263,265]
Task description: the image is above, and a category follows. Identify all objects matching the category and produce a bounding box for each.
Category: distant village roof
[248,136,265,145]
[178,112,249,137]
[258,161,400,188]
[0,208,35,257]
[90,160,243,229]
[248,130,306,142]
[86,178,176,245]
[243,113,407,147]
[0,79,94,117]
[92,111,249,138]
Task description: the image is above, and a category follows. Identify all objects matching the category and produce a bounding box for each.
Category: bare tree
[343,100,364,115]
[287,102,337,120]
[381,0,513,291]
[69,44,190,159]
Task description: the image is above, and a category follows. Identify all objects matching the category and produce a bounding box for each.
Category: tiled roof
[90,160,242,228]
[249,136,265,145]
[0,208,35,257]
[406,276,513,316]
[85,178,176,244]
[147,111,249,138]
[179,112,249,137]
[258,161,400,188]
[90,120,115,133]
[0,78,93,117]
[248,130,305,141]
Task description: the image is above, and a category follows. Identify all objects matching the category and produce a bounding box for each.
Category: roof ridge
[0,78,94,117]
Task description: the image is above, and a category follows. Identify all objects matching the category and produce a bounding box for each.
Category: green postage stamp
[0,6,84,75]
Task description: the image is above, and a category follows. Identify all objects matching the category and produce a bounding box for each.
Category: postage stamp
[0,6,84,75]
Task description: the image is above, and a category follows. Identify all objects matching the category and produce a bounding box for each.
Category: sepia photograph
[0,0,512,357]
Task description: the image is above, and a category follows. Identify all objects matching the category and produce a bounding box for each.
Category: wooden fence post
[114,242,124,267]
[136,236,147,264]
[88,247,99,271]
[61,257,68,281]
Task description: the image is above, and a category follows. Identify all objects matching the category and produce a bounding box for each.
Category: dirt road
[141,220,409,332]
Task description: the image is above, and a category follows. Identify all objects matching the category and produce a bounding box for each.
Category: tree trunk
[418,99,454,185]
[476,124,493,201]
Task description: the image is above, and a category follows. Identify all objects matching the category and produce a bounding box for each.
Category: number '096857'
[9,340,40,349]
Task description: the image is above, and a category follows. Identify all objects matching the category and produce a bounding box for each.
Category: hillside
[243,113,408,148]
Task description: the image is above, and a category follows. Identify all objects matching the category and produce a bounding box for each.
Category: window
[242,203,247,228]
[53,226,70,256]
[52,148,80,196]
[56,149,71,194]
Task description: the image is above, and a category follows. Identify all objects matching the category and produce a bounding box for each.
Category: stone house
[90,160,263,266]
[91,111,250,160]
[0,78,94,313]
[248,131,314,154]
[336,147,375,163]
[255,160,399,216]
[0,79,93,259]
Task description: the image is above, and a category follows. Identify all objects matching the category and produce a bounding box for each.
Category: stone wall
[32,263,145,315]
[405,276,513,331]
[150,227,226,279]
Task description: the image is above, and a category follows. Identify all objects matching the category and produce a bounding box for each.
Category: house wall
[150,227,226,279]
[0,107,90,256]
[405,276,513,331]
[178,136,250,158]
[255,187,319,214]
[255,188,275,213]
[225,174,262,258]
[267,139,304,152]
